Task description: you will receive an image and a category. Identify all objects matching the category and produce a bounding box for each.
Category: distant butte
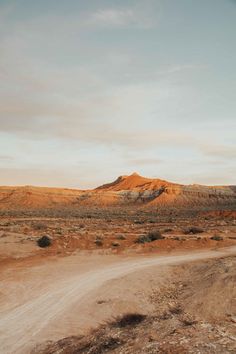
[0,173,235,210]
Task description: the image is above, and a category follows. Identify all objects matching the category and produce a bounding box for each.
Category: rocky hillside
[93,173,236,208]
[0,173,235,210]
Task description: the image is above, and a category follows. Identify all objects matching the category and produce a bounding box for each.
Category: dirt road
[1,246,236,354]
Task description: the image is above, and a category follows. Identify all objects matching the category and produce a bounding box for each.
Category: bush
[116,234,126,240]
[148,230,164,240]
[210,235,223,241]
[112,313,146,328]
[135,230,164,244]
[95,238,103,246]
[134,220,144,224]
[37,235,52,248]
[111,242,120,247]
[135,235,149,244]
[184,227,204,235]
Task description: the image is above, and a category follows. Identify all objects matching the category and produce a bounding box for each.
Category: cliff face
[0,173,235,210]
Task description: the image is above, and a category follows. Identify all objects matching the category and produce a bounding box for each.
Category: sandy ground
[1,214,236,261]
[0,246,236,354]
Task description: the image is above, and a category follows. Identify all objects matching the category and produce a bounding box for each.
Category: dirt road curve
[1,246,236,354]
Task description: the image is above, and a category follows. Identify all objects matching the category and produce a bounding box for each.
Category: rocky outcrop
[94,173,236,208]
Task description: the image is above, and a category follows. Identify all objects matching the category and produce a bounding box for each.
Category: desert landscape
[0,173,236,353]
[1,0,236,353]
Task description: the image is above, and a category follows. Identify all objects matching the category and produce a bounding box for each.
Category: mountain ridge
[0,173,235,210]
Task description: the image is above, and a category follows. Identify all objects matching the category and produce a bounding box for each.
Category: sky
[0,0,235,188]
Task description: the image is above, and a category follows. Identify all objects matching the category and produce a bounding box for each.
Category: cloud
[0,21,233,165]
[0,74,196,150]
[0,0,235,187]
[201,145,236,159]
[87,8,136,27]
[84,2,158,29]
[0,155,13,161]
[0,23,196,150]
[84,3,158,30]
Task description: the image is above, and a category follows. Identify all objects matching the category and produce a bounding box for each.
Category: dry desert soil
[0,174,236,353]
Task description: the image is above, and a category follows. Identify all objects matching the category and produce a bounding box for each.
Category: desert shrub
[164,228,173,233]
[37,235,52,248]
[148,230,164,240]
[116,234,126,240]
[184,227,204,235]
[112,313,146,328]
[111,242,120,247]
[135,230,164,244]
[173,236,181,241]
[135,235,150,244]
[95,238,103,246]
[210,235,223,241]
[134,220,144,224]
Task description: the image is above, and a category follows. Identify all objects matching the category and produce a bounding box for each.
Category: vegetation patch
[37,235,52,248]
[184,227,204,234]
[210,235,223,241]
[134,220,145,224]
[94,238,103,247]
[111,242,120,247]
[112,313,147,328]
[135,230,164,244]
[116,234,126,240]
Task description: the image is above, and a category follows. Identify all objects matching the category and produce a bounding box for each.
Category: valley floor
[0,211,236,353]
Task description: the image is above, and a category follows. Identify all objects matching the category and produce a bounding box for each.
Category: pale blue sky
[0,0,235,188]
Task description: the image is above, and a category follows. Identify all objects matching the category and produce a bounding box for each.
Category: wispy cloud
[0,155,14,161]
[87,8,136,27]
[83,7,154,28]
[201,145,236,159]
